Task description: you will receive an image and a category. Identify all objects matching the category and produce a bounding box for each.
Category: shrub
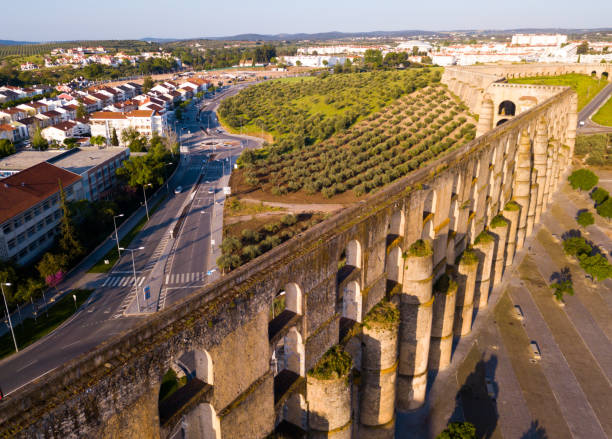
[474,230,495,245]
[436,422,476,439]
[596,198,612,220]
[363,300,399,328]
[562,236,591,257]
[591,187,610,205]
[576,211,595,227]
[568,169,598,191]
[434,273,458,294]
[406,239,432,257]
[489,214,508,229]
[578,253,612,281]
[308,346,352,380]
[550,279,574,301]
[459,249,479,266]
[281,214,298,226]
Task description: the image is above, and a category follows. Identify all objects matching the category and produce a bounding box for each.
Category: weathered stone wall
[0,66,577,439]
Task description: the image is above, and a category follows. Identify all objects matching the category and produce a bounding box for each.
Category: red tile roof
[0,162,81,224]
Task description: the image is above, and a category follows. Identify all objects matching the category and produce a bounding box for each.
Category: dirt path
[239,198,345,213]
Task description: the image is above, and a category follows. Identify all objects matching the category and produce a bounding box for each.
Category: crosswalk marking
[163,272,207,285]
[101,275,146,289]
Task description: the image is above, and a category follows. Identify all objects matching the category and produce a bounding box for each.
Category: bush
[568,169,598,191]
[550,279,574,301]
[590,187,609,205]
[578,252,612,281]
[308,346,352,380]
[562,236,591,257]
[577,211,595,227]
[436,422,476,439]
[406,239,432,257]
[596,198,612,220]
[281,214,297,226]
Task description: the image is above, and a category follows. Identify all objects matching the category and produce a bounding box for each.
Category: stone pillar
[503,202,521,268]
[359,301,398,439]
[549,140,560,204]
[490,215,509,287]
[514,131,532,250]
[526,181,538,238]
[533,118,548,224]
[453,250,479,336]
[567,94,578,157]
[397,240,433,411]
[544,141,554,207]
[308,348,353,439]
[476,97,494,137]
[473,231,495,309]
[429,274,457,371]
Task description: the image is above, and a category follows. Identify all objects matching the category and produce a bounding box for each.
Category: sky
[3,0,612,41]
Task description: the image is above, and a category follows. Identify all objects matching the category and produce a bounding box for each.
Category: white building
[281,55,348,67]
[0,162,83,265]
[396,40,433,53]
[511,34,567,46]
[89,109,167,141]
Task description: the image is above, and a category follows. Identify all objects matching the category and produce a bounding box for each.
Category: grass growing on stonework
[0,289,93,359]
[308,346,352,380]
[459,248,479,266]
[490,214,508,228]
[406,239,433,257]
[363,300,399,329]
[474,230,495,245]
[592,96,612,127]
[159,369,188,402]
[508,73,607,111]
[504,200,521,211]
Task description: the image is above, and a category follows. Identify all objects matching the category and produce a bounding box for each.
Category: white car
[208,188,214,194]
[174,186,183,194]
[579,120,585,126]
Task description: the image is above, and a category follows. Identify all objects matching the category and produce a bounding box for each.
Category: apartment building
[89,109,167,141]
[0,162,83,265]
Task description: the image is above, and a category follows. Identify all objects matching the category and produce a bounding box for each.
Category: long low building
[0,147,128,201]
[0,162,83,265]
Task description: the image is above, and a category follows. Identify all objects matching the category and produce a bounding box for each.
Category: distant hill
[208,30,438,41]
[140,37,180,43]
[0,39,37,46]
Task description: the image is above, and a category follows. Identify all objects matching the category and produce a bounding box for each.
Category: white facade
[281,55,347,67]
[511,34,567,46]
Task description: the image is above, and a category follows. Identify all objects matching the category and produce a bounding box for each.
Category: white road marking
[16,359,37,372]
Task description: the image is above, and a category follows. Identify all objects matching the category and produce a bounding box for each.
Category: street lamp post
[143,184,153,221]
[1,282,18,353]
[113,213,124,258]
[120,247,145,313]
[165,162,174,193]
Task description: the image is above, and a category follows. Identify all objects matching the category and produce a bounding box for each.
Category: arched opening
[337,239,362,285]
[183,403,221,439]
[159,350,214,433]
[591,70,597,77]
[496,118,509,126]
[271,327,305,405]
[343,280,362,322]
[387,246,403,285]
[422,189,436,241]
[269,283,303,341]
[603,72,609,80]
[388,208,405,238]
[498,100,516,116]
[280,393,307,433]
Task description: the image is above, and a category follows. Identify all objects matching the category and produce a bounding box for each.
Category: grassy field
[508,73,608,111]
[88,195,166,273]
[593,96,612,127]
[0,289,93,359]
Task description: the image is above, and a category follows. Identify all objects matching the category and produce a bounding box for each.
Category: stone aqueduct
[1,63,604,439]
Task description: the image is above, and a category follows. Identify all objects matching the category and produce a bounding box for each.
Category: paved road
[577,81,612,134]
[0,84,260,396]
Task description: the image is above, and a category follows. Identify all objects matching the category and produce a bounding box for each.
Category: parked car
[513,305,524,320]
[207,188,214,194]
[530,341,541,360]
[485,378,495,400]
[174,186,183,194]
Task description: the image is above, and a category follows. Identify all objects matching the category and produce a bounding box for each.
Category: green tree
[590,187,609,205]
[63,137,78,149]
[568,169,598,191]
[577,41,589,55]
[436,421,476,439]
[111,128,119,146]
[142,76,154,93]
[0,138,16,158]
[550,279,574,301]
[58,180,83,261]
[221,236,242,254]
[577,210,595,227]
[90,135,106,147]
[579,252,612,281]
[36,252,68,282]
[76,101,87,119]
[596,198,612,220]
[217,254,241,272]
[364,49,383,69]
[31,126,48,151]
[562,236,591,256]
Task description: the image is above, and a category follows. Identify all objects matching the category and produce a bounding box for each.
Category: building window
[27,226,36,237]
[7,239,16,250]
[2,224,11,234]
[18,249,28,259]
[45,215,54,225]
[37,221,44,231]
[24,211,32,222]
[46,230,54,239]
[51,196,58,205]
[66,187,74,196]
[34,207,41,216]
[14,217,22,228]
[28,242,37,252]
[43,201,50,210]
[17,233,26,244]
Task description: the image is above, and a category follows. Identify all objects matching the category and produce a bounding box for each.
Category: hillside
[231,83,476,203]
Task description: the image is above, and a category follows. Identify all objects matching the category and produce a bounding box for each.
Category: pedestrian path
[101,275,146,288]
[165,272,207,284]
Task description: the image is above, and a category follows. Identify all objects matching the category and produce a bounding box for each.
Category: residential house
[0,108,27,123]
